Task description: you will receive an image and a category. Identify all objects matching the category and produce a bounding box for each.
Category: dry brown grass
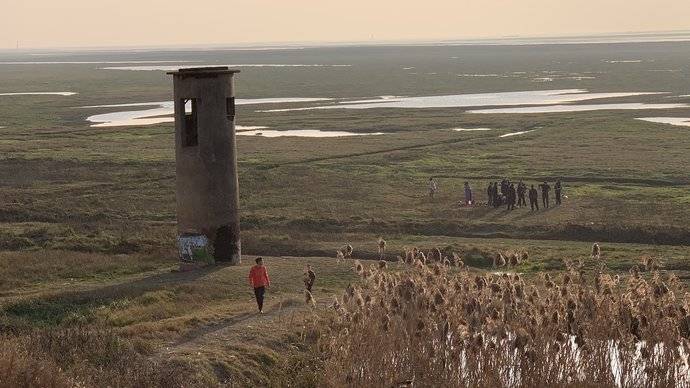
[0,339,76,388]
[0,326,213,387]
[4,245,690,387]
[317,259,690,387]
[0,254,359,387]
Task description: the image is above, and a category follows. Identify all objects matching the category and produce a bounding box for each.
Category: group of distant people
[488,179,563,211]
[428,177,564,211]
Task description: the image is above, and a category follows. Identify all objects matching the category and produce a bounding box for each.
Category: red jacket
[249,265,270,288]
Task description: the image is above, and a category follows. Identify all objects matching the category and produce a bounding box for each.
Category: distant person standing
[517,181,527,208]
[539,181,551,208]
[500,179,508,197]
[555,179,563,205]
[248,257,271,313]
[304,264,316,293]
[487,182,494,206]
[377,237,387,259]
[492,182,500,208]
[507,183,517,210]
[529,185,539,211]
[428,177,439,200]
[464,182,473,206]
[591,243,601,260]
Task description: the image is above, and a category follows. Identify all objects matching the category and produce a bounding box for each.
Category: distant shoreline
[4,30,690,53]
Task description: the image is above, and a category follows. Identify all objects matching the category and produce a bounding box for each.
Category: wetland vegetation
[1,40,690,386]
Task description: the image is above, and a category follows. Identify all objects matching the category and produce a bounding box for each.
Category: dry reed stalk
[316,256,690,387]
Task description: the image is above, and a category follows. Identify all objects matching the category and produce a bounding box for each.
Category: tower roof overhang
[167,66,241,77]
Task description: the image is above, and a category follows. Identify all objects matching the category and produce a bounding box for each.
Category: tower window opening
[182,98,198,147]
[226,97,235,120]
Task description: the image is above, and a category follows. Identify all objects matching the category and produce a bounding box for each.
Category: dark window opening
[226,97,236,120]
[182,98,198,147]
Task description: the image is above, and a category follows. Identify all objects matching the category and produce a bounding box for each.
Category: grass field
[2,111,690,255]
[1,41,690,386]
[0,252,360,386]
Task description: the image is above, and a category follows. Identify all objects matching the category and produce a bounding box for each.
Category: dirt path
[153,298,316,359]
[158,306,297,357]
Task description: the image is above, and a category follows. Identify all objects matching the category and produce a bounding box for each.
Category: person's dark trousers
[306,283,313,292]
[555,190,561,205]
[543,194,549,208]
[518,195,526,207]
[254,286,265,311]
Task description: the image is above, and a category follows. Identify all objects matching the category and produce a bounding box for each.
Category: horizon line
[4,29,690,52]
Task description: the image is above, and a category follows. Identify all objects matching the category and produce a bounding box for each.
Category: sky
[3,0,690,49]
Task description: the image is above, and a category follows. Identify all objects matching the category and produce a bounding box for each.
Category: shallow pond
[237,129,384,137]
[636,117,690,127]
[101,64,352,71]
[468,103,688,114]
[499,130,537,138]
[259,90,661,112]
[83,98,332,127]
[0,92,77,96]
[451,127,493,132]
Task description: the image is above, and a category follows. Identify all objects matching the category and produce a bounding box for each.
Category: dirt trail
[154,299,313,359]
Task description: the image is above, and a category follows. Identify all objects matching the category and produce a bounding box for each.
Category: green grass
[2,45,690,250]
[3,114,690,252]
[2,43,690,385]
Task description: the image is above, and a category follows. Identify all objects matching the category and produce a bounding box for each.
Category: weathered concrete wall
[170,68,241,264]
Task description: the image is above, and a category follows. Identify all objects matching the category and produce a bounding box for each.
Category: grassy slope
[3,242,690,385]
[0,252,358,385]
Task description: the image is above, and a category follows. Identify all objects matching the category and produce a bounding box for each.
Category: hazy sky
[3,0,690,49]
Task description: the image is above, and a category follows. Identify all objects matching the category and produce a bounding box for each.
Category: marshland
[2,37,690,387]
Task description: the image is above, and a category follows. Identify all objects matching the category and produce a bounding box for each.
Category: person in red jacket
[248,257,270,313]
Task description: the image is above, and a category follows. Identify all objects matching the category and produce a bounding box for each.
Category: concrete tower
[168,67,241,264]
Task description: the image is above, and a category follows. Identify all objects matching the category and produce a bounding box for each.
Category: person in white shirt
[428,177,438,199]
